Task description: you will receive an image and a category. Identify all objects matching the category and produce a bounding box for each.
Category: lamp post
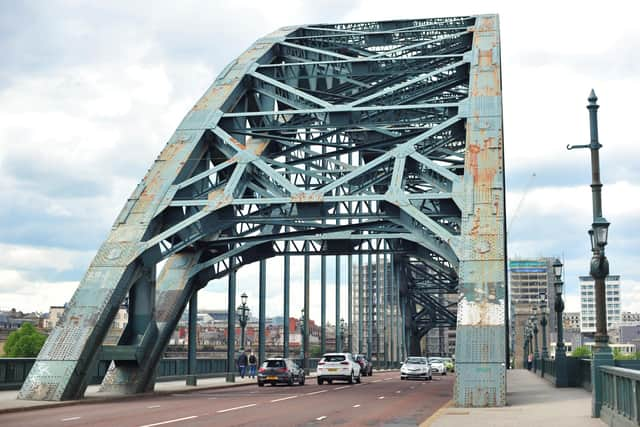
[523,325,530,369]
[567,90,613,417]
[553,259,569,387]
[299,308,306,370]
[539,294,549,360]
[531,307,539,373]
[339,318,345,353]
[237,292,249,351]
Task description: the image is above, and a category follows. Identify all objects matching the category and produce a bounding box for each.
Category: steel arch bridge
[20,15,506,407]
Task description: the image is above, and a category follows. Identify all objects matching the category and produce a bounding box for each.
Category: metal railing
[600,366,640,426]
[1,357,323,390]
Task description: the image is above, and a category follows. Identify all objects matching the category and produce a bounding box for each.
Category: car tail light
[340,361,349,365]
[258,367,265,373]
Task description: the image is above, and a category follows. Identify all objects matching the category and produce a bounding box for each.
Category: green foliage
[613,348,636,360]
[310,345,323,358]
[4,323,47,357]
[571,346,592,358]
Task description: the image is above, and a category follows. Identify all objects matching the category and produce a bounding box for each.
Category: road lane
[0,371,454,427]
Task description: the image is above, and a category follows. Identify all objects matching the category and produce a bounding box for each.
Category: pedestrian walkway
[423,369,605,427]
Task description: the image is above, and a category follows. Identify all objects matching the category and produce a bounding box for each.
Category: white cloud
[0,269,77,312]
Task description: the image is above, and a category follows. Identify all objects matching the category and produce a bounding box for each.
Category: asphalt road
[0,372,454,427]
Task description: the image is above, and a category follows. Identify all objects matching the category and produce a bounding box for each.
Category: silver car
[428,357,446,375]
[400,356,432,380]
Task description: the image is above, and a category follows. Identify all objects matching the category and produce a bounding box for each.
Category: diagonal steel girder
[20,15,506,407]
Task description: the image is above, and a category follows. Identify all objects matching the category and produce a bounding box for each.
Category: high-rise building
[509,258,557,368]
[352,257,396,360]
[562,312,581,331]
[579,275,621,333]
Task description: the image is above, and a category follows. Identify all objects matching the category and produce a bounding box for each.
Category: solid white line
[316,416,327,421]
[271,395,299,403]
[378,396,385,399]
[306,390,328,396]
[216,403,257,413]
[138,416,198,427]
[353,404,361,408]
[334,385,351,390]
[147,405,161,408]
[61,417,81,422]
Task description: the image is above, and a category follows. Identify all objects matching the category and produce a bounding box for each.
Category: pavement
[423,369,606,427]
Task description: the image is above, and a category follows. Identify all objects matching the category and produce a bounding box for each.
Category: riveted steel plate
[455,325,505,363]
[454,363,506,407]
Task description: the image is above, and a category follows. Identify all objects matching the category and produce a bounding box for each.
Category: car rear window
[429,358,442,363]
[407,357,426,364]
[264,360,285,368]
[324,355,346,362]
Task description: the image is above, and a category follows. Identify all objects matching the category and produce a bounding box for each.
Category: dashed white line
[271,395,299,403]
[384,377,393,381]
[316,416,327,421]
[378,396,385,399]
[138,416,198,427]
[373,380,382,383]
[353,404,361,408]
[335,385,351,390]
[61,417,81,422]
[216,403,257,413]
[306,390,328,396]
[410,386,415,389]
[396,390,401,393]
[147,405,161,408]
[207,397,217,400]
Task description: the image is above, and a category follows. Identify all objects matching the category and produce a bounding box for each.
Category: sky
[1,0,639,323]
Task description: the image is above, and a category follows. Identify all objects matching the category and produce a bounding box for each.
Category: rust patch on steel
[192,83,235,111]
[291,191,324,202]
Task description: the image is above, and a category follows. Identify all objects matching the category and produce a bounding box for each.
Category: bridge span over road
[19,15,507,408]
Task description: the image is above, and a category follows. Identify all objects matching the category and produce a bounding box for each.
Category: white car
[401,356,432,380]
[428,357,447,375]
[316,353,361,384]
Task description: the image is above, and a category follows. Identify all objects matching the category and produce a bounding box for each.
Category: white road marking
[271,395,299,403]
[61,417,81,422]
[396,390,401,393]
[147,405,161,408]
[410,386,415,389]
[334,385,351,390]
[207,397,217,400]
[384,378,393,381]
[353,404,361,408]
[316,416,327,421]
[138,416,198,427]
[216,403,257,413]
[378,396,385,399]
[306,390,328,396]
[373,380,382,383]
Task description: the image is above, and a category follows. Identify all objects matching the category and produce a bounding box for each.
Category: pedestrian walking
[238,351,248,378]
[248,351,258,378]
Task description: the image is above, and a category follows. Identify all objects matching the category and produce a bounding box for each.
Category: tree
[4,323,47,357]
[571,346,591,359]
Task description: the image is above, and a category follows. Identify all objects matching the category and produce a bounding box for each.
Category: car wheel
[328,379,333,384]
[428,375,433,380]
[258,381,264,387]
[317,377,323,385]
[443,372,447,376]
[299,375,305,386]
[356,373,361,384]
[348,371,354,384]
[288,375,294,386]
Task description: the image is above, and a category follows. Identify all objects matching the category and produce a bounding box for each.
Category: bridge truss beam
[19,15,505,407]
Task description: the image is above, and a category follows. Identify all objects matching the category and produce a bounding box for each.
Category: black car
[257,358,305,387]
[353,354,373,376]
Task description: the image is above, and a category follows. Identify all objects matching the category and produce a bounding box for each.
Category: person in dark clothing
[248,351,258,378]
[238,351,248,378]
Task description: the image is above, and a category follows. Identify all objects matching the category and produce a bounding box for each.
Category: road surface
[0,372,453,426]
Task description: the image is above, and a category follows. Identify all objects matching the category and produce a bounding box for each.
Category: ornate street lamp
[237,292,250,351]
[553,259,569,386]
[567,90,613,416]
[339,318,345,353]
[299,308,305,361]
[531,307,539,373]
[539,293,549,360]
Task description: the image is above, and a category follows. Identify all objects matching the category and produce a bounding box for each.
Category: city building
[509,258,558,368]
[563,312,581,331]
[352,257,397,359]
[621,312,640,325]
[579,275,621,333]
